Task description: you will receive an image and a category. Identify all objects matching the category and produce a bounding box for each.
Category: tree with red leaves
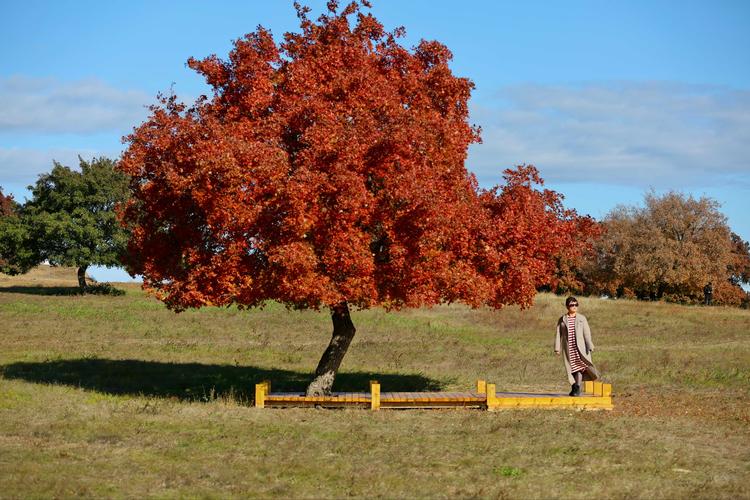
[0,187,22,274]
[120,1,597,395]
[0,188,16,218]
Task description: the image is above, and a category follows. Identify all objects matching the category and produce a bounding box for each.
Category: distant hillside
[0,265,97,287]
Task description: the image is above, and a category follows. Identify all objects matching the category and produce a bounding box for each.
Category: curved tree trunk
[77,265,88,292]
[306,302,356,396]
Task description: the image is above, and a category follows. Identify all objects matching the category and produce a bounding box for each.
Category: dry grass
[1,267,749,498]
[0,264,96,286]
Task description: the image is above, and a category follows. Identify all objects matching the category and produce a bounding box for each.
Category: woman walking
[554,296,600,396]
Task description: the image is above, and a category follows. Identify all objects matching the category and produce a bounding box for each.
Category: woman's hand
[554,350,560,355]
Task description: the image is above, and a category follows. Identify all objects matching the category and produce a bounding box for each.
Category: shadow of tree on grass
[0,358,443,403]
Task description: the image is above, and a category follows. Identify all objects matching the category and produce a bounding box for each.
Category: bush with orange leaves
[561,191,750,306]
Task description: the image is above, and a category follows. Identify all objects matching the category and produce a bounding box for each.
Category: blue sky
[1,0,749,282]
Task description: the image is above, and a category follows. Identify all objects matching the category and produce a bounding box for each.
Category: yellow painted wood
[593,381,604,397]
[259,383,614,410]
[490,395,611,407]
[571,396,609,405]
[486,383,497,409]
[476,380,487,394]
[584,381,594,394]
[370,380,380,411]
[254,383,265,408]
[265,393,372,404]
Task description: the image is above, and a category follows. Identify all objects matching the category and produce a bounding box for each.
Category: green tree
[2,157,130,290]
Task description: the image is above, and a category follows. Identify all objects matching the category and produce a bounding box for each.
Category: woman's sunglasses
[568,303,578,307]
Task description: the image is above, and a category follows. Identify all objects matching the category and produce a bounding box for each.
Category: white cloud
[0,76,153,134]
[3,77,749,192]
[0,147,103,196]
[468,81,750,188]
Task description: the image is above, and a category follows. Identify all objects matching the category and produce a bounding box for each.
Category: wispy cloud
[0,76,153,134]
[468,81,750,188]
[0,147,102,188]
[3,77,749,191]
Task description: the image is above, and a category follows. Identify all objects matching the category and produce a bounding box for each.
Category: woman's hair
[565,296,578,307]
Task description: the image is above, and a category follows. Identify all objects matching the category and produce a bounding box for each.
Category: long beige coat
[554,313,600,384]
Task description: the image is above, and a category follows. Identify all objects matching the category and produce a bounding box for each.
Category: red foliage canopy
[120,1,596,312]
[0,188,15,218]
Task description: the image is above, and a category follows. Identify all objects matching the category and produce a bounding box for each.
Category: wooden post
[370,380,380,411]
[584,381,594,394]
[486,383,497,410]
[476,379,487,394]
[255,383,266,408]
[593,381,604,397]
[602,383,612,397]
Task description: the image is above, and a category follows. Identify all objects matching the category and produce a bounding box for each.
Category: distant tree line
[0,156,748,306]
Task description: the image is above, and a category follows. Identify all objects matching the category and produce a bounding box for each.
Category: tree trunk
[306,302,356,396]
[77,265,88,292]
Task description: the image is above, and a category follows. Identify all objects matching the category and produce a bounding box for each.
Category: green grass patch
[494,466,524,478]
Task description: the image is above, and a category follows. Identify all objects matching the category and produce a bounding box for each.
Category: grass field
[1,267,749,498]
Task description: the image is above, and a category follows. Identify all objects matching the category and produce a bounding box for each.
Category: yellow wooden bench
[255,379,614,411]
